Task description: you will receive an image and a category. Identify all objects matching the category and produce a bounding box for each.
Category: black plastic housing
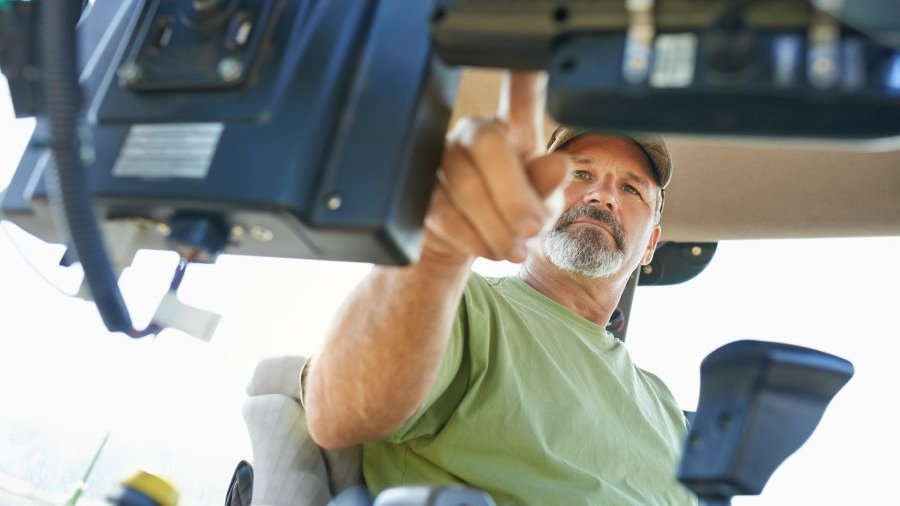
[639,241,717,286]
[431,0,900,141]
[678,340,853,500]
[2,0,460,265]
[548,32,900,139]
[0,0,46,117]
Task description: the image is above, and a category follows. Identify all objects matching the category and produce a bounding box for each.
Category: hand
[422,71,572,265]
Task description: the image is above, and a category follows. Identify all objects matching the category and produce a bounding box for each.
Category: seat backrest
[243,356,365,506]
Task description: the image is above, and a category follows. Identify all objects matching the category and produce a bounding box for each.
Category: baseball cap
[546,126,673,190]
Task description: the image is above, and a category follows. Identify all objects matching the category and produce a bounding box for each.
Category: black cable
[40,0,154,337]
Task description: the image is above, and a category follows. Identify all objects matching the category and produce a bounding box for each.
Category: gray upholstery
[243,356,365,505]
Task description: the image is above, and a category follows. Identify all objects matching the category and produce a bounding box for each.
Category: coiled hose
[40,1,155,337]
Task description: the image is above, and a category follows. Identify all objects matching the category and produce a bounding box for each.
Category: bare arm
[304,251,471,449]
[305,72,571,449]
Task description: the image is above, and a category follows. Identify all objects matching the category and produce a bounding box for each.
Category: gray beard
[542,225,625,278]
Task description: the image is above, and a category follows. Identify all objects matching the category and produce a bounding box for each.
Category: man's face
[542,135,662,279]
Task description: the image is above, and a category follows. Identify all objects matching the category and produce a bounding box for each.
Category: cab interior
[1,19,899,506]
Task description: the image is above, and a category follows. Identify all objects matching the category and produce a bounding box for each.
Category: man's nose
[582,174,617,211]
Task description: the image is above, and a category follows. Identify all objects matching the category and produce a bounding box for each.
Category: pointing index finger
[496,71,548,161]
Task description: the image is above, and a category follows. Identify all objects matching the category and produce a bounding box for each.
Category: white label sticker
[650,33,697,88]
[112,123,224,179]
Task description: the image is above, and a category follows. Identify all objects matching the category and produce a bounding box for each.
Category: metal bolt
[230,224,246,238]
[157,23,174,49]
[628,54,648,71]
[234,19,254,46]
[250,225,274,242]
[117,63,143,85]
[217,57,244,82]
[691,245,703,257]
[156,223,172,237]
[193,0,223,12]
[326,194,343,211]
[642,265,654,275]
[812,57,836,78]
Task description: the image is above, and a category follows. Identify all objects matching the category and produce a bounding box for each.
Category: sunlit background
[1,73,899,506]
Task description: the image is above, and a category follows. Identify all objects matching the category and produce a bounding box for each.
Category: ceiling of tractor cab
[450,69,900,243]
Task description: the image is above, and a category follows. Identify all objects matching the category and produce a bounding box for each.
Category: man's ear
[640,225,662,266]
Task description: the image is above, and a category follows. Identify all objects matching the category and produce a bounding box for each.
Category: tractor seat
[242,355,367,506]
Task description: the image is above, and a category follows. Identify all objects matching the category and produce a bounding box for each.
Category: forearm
[305,251,473,449]
[306,72,566,449]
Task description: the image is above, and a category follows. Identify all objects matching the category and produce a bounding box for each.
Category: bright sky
[1,76,898,506]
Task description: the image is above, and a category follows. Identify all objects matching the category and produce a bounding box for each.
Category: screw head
[217,57,244,82]
[118,63,143,85]
[156,223,172,237]
[628,54,648,71]
[326,194,343,211]
[250,225,274,242]
[691,245,703,257]
[193,0,221,11]
[812,57,836,78]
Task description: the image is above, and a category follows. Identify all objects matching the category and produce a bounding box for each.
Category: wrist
[417,244,475,275]
[417,230,476,273]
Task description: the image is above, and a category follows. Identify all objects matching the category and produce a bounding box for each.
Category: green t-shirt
[363,274,697,505]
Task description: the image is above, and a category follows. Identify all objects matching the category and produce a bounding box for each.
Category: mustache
[554,205,625,249]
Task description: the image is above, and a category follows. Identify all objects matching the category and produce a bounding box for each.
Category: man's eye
[573,170,591,180]
[623,184,642,197]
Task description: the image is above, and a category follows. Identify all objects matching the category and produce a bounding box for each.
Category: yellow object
[121,470,179,506]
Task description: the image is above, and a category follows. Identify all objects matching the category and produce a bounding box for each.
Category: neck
[518,251,629,327]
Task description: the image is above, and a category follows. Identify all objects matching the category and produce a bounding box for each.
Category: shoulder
[462,272,504,303]
[636,366,682,408]
[461,273,530,317]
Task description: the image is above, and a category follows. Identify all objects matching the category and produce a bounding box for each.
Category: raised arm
[304,72,571,449]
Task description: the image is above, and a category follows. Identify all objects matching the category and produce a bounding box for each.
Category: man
[304,72,695,505]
